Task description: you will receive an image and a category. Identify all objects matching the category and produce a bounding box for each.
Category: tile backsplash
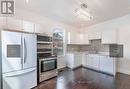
[67,39,109,52]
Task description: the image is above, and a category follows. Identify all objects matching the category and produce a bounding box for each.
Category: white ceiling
[15,0,130,28]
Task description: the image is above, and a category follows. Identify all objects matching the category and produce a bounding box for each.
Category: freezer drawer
[3,67,37,89]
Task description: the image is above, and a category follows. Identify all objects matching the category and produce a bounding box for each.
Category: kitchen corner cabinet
[102,29,118,44]
[66,53,82,69]
[6,17,22,31]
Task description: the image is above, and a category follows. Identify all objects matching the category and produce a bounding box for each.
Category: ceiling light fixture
[26,0,29,3]
[75,3,93,21]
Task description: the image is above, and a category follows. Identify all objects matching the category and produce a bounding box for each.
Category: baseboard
[72,65,83,70]
[83,66,114,76]
[118,68,130,75]
[58,67,68,72]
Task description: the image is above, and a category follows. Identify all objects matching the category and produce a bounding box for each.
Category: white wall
[81,14,130,75]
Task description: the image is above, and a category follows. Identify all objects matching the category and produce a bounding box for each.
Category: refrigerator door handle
[21,35,23,65]
[4,68,36,77]
[23,37,27,64]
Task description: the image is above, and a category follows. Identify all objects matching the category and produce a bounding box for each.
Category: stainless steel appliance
[37,35,58,83]
[37,35,52,43]
[39,56,57,82]
[2,31,37,89]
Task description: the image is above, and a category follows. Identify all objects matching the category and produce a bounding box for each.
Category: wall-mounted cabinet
[88,32,102,40]
[34,24,44,34]
[3,17,35,33]
[6,17,22,31]
[79,34,89,44]
[0,17,6,29]
[67,31,89,44]
[102,29,118,44]
[67,31,79,44]
[22,21,35,33]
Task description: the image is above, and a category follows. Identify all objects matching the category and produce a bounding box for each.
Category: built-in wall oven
[37,35,58,83]
[39,56,57,83]
[39,57,57,73]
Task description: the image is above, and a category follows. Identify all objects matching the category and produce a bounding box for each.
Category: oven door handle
[40,57,57,61]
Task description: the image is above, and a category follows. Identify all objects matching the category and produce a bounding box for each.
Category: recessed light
[26,0,29,3]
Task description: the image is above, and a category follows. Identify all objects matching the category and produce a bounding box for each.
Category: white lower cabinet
[84,54,116,75]
[86,54,99,70]
[100,56,116,75]
[74,54,82,68]
[66,53,117,75]
[57,56,66,69]
[66,53,82,69]
[82,54,87,67]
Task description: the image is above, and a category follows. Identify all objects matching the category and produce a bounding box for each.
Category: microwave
[37,35,52,42]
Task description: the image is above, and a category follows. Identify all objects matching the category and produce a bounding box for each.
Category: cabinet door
[100,56,114,74]
[88,32,101,40]
[86,54,99,70]
[74,54,82,67]
[86,55,93,68]
[102,29,117,44]
[66,54,74,68]
[92,54,100,70]
[67,31,79,44]
[34,24,44,34]
[57,56,66,69]
[7,17,22,31]
[82,54,87,67]
[0,17,6,29]
[79,34,89,44]
[22,21,34,33]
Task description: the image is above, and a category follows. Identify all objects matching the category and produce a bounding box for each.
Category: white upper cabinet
[79,33,89,44]
[35,23,53,35]
[67,31,89,44]
[34,23,44,34]
[88,32,101,40]
[22,21,35,33]
[102,29,118,44]
[4,17,35,33]
[67,31,79,44]
[0,17,6,29]
[6,17,22,31]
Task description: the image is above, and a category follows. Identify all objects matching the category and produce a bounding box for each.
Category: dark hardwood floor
[34,68,130,89]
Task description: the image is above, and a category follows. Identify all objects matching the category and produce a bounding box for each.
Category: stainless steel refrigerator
[2,31,37,89]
